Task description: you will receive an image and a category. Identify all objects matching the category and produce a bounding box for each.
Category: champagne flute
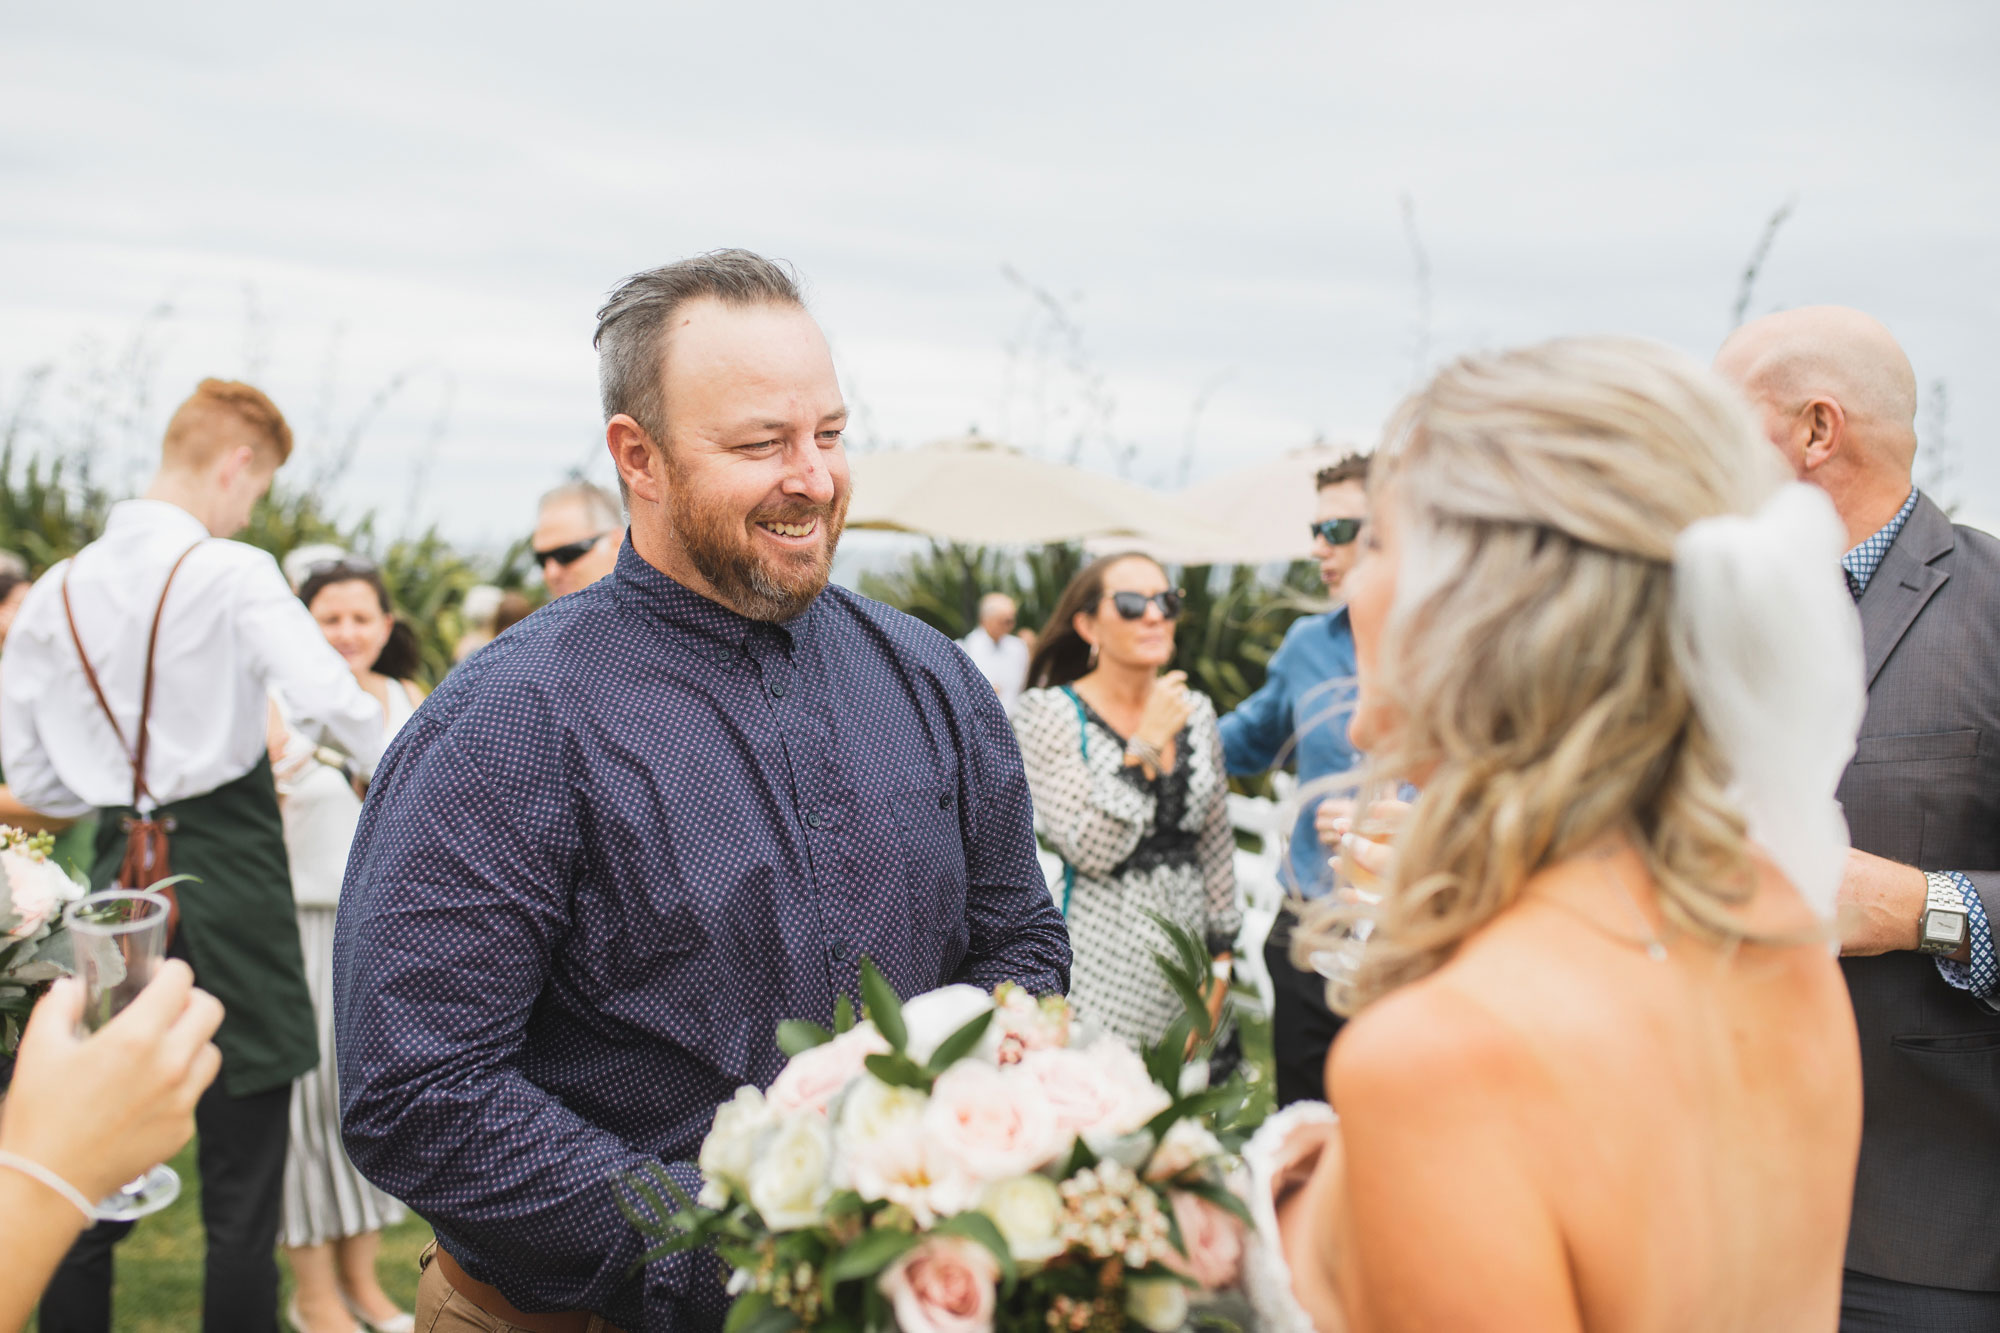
[1306,790,1393,1012]
[62,889,182,1221]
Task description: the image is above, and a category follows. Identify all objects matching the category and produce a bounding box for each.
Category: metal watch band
[1919,871,1970,956]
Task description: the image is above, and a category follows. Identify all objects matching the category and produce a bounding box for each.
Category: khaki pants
[415,1242,625,1333]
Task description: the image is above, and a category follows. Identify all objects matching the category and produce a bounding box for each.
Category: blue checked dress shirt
[332,542,1071,1331]
[1843,489,1997,998]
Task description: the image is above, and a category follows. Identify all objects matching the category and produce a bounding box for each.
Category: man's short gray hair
[594,249,805,441]
[539,479,624,531]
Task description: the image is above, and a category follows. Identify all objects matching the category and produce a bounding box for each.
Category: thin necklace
[1537,865,1671,963]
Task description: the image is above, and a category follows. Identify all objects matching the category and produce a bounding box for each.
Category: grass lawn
[27,1142,433,1333]
[28,1013,1275,1329]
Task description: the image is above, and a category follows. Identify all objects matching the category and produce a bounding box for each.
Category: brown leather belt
[433,1245,629,1333]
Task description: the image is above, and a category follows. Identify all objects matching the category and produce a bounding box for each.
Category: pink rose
[767,1024,890,1116]
[878,1235,999,1333]
[924,1060,1066,1181]
[1164,1191,1245,1291]
[1017,1041,1170,1149]
[990,986,1070,1064]
[3,849,76,939]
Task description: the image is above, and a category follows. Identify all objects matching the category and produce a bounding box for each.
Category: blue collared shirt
[333,542,1071,1330]
[1843,489,1996,998]
[1217,608,1360,897]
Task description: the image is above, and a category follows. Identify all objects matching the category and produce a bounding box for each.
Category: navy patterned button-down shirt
[333,542,1071,1331]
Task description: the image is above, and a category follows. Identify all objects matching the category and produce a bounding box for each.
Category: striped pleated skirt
[280,905,408,1248]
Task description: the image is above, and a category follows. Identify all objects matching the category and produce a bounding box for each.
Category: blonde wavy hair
[1295,337,1796,1013]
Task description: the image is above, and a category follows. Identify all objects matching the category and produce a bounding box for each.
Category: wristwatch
[1918,871,1970,957]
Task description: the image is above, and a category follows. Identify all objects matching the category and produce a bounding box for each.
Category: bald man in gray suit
[1719,308,2000,1331]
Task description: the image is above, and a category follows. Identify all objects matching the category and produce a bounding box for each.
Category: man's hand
[1836,849,1957,958]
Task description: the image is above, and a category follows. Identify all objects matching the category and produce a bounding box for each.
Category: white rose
[746,1112,833,1230]
[1145,1119,1223,1182]
[699,1086,777,1203]
[838,1074,930,1160]
[842,1072,980,1224]
[979,1174,1065,1266]
[901,985,996,1064]
[1125,1277,1190,1332]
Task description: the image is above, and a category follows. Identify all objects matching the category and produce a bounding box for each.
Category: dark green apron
[92,754,318,1097]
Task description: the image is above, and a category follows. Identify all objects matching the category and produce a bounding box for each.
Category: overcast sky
[4,0,1996,554]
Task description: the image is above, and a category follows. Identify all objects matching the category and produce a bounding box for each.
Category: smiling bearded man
[332,250,1070,1333]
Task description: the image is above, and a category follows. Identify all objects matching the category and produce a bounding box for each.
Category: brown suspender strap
[60,541,204,938]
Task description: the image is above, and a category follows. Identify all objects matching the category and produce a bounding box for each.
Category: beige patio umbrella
[1084,441,1360,566]
[846,434,1236,547]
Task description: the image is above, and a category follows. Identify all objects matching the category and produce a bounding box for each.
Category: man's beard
[668,468,849,622]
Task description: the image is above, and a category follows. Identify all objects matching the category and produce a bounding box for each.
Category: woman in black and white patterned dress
[1014,553,1239,1049]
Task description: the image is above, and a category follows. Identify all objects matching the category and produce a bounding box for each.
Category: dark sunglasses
[535,532,613,567]
[1308,517,1365,546]
[1106,589,1184,621]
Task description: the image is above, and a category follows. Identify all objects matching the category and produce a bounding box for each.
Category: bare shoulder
[1330,968,1544,1120]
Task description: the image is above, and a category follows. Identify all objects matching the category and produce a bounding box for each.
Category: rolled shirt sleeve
[235,556,387,774]
[0,575,93,819]
[946,666,1073,996]
[1218,641,1297,778]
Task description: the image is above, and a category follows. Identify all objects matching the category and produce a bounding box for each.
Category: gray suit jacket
[1836,493,2000,1290]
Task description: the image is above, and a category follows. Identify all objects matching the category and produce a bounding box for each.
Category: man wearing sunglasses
[530,480,625,599]
[1216,452,1369,1108]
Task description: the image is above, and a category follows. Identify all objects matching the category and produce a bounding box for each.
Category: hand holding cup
[0,961,222,1203]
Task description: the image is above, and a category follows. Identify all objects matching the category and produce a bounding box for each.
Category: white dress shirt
[959,627,1031,712]
[0,499,388,818]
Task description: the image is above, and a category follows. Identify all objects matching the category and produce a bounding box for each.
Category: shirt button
[830,937,851,961]
[769,681,787,699]
[805,810,827,829]
[938,792,955,809]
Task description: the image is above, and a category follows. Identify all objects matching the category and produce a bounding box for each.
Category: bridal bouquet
[627,922,1261,1333]
[0,824,86,1054]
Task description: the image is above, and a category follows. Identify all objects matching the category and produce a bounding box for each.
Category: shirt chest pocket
[893,783,969,936]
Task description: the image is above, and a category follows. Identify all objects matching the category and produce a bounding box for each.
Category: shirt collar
[106,498,210,542]
[608,537,816,657]
[1841,488,1919,598]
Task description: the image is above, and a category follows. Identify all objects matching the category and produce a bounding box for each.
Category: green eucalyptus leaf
[863,1052,932,1091]
[822,1226,920,1286]
[724,1291,775,1333]
[777,1019,833,1057]
[1178,1177,1256,1229]
[924,1009,994,1074]
[1146,1014,1193,1091]
[738,1304,800,1333]
[858,958,907,1051]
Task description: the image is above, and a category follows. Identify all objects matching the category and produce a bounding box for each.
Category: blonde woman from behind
[1252,338,1866,1332]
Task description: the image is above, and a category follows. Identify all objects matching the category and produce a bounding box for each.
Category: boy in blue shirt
[1218,453,1368,1105]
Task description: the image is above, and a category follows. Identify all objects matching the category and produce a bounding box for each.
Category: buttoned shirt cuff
[1932,871,1998,999]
